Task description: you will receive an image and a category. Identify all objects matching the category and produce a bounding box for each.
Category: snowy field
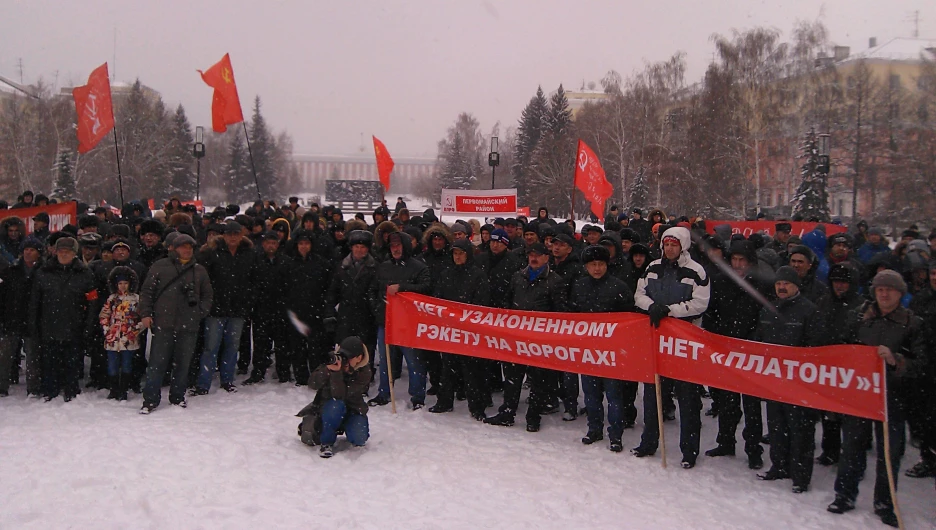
[2,372,933,530]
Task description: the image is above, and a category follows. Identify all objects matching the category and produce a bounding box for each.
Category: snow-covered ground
[2,371,933,529]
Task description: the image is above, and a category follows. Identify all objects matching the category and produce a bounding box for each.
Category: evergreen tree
[227,130,254,203]
[792,128,830,221]
[248,96,277,199]
[439,132,475,189]
[629,166,649,209]
[544,84,573,137]
[167,104,196,198]
[527,85,577,216]
[512,86,548,204]
[54,149,76,199]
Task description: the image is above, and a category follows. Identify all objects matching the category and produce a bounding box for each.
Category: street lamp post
[488,136,500,189]
[193,126,206,200]
[817,132,831,175]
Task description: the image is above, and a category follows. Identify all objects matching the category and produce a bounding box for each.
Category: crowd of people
[0,191,933,526]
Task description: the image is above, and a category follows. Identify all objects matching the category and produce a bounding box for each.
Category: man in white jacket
[630,226,710,469]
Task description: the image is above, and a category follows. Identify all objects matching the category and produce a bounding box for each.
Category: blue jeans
[582,375,626,441]
[376,326,426,405]
[196,317,245,391]
[106,349,135,376]
[320,399,369,446]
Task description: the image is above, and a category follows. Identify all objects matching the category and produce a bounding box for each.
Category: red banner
[655,319,885,421]
[517,207,530,217]
[73,63,115,154]
[385,293,886,421]
[386,293,655,383]
[0,203,77,235]
[441,189,518,215]
[704,220,848,239]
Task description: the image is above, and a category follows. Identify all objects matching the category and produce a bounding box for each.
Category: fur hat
[871,269,907,295]
[581,245,611,264]
[55,236,79,253]
[139,219,164,237]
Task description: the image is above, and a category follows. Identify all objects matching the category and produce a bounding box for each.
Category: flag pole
[242,122,263,201]
[112,127,125,207]
[880,361,904,529]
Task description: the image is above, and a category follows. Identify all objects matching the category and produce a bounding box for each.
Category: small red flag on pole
[73,63,115,154]
[198,53,244,133]
[373,136,394,191]
[573,139,614,219]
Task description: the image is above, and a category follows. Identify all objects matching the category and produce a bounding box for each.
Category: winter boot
[319,445,334,458]
[757,467,789,481]
[826,496,855,514]
[609,439,623,453]
[483,411,515,427]
[106,375,120,400]
[905,459,936,478]
[581,430,603,445]
[704,444,736,457]
[816,452,839,466]
[428,401,453,413]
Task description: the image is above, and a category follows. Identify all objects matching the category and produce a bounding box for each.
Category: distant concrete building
[290,153,436,194]
[565,88,610,117]
[58,80,162,102]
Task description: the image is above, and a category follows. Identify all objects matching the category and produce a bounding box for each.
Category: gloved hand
[323,316,337,333]
[648,303,670,328]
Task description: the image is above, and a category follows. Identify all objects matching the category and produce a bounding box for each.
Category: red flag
[573,139,614,219]
[373,136,395,190]
[198,53,244,133]
[72,63,115,154]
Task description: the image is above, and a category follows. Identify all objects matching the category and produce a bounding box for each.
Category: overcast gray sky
[2,0,931,157]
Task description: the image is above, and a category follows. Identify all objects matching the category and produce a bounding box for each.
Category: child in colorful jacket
[99,266,142,400]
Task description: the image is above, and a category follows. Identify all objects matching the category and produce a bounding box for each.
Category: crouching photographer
[296,337,371,458]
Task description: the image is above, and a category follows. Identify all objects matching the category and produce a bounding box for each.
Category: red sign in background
[0,203,77,235]
[704,220,848,239]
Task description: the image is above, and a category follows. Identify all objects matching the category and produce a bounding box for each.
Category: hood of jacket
[375,220,399,249]
[107,265,140,294]
[421,222,453,249]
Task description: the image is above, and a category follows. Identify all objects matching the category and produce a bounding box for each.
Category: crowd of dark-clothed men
[0,191,933,524]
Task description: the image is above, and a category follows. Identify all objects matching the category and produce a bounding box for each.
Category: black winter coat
[285,252,333,322]
[569,273,634,314]
[374,254,431,324]
[198,238,258,318]
[752,293,826,348]
[28,258,97,342]
[704,270,773,340]
[0,258,41,336]
[508,266,568,313]
[817,286,865,345]
[253,251,291,323]
[327,253,379,344]
[434,262,490,307]
[844,302,928,392]
[476,249,523,309]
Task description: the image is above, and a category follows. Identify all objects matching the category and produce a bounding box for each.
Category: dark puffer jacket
[433,243,490,307]
[139,255,213,333]
[28,257,97,341]
[844,302,928,393]
[569,273,634,314]
[476,248,524,309]
[373,232,431,325]
[304,347,372,417]
[508,266,568,312]
[752,293,826,347]
[197,237,258,318]
[327,253,379,344]
[816,264,865,345]
[0,257,41,336]
[286,251,333,325]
